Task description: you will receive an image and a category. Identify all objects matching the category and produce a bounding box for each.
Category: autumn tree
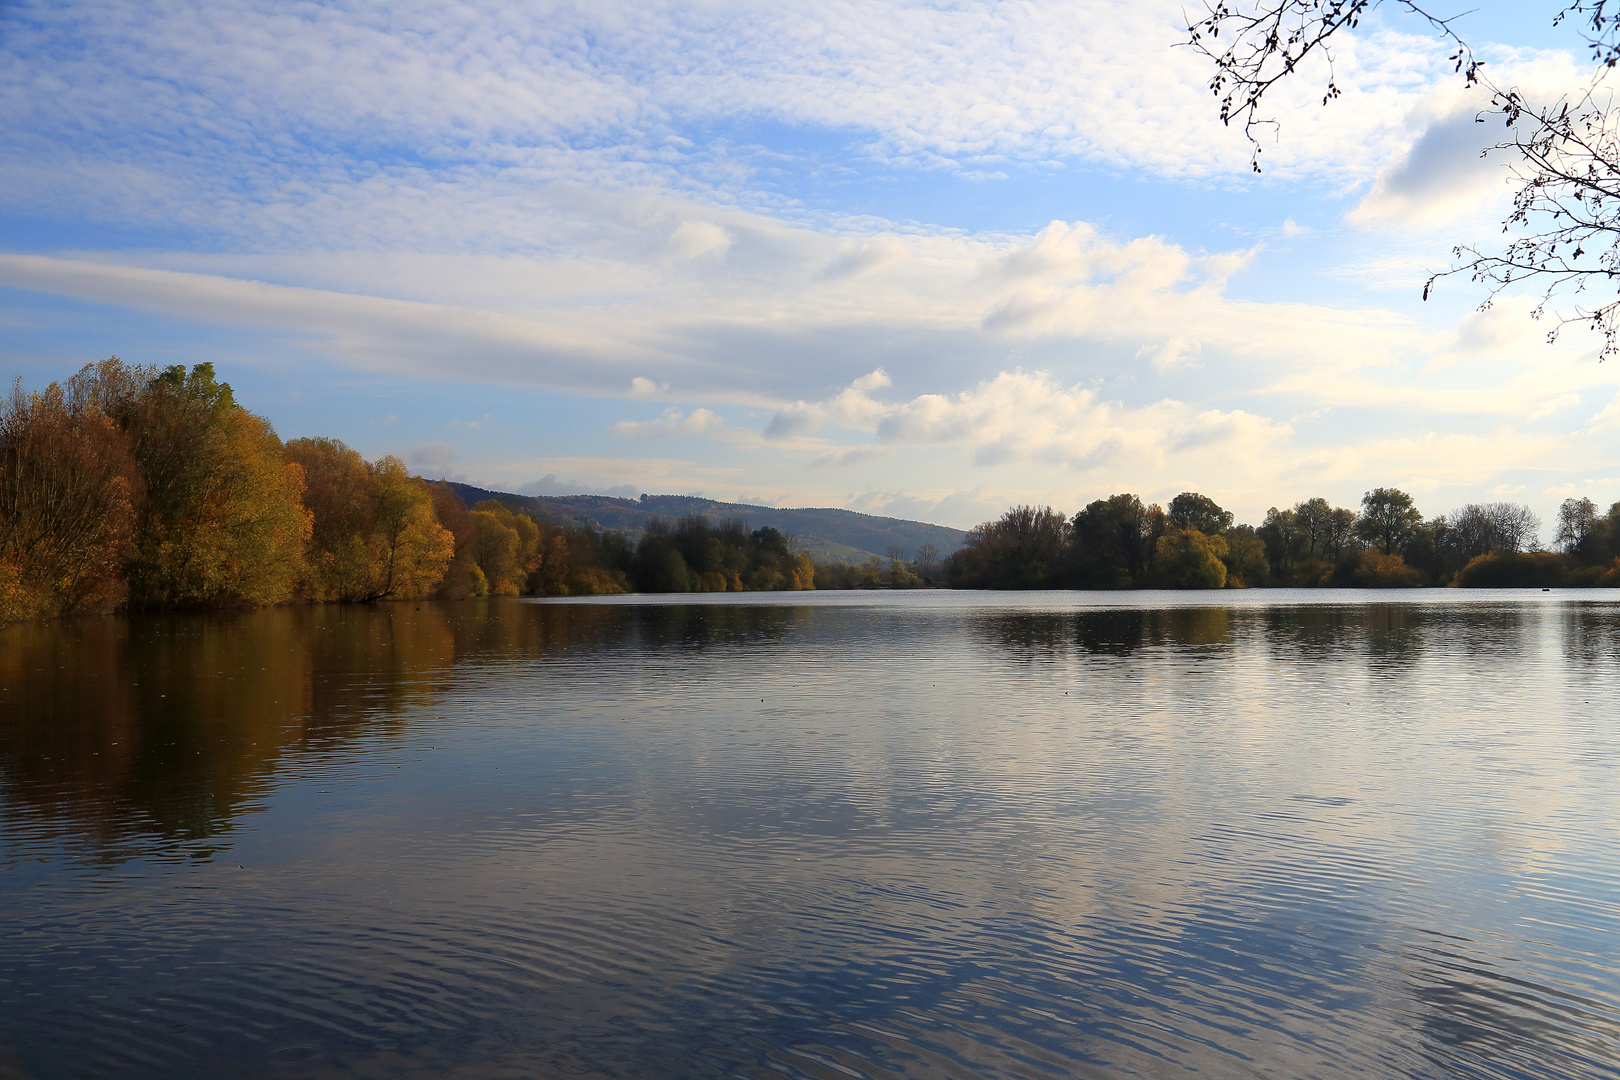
[468,500,540,595]
[114,363,310,607]
[286,436,372,598]
[0,375,139,623]
[426,481,487,597]
[286,439,453,602]
[1156,529,1230,589]
[359,457,455,601]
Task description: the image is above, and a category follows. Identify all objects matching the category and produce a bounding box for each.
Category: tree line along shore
[944,493,1620,590]
[0,360,832,626]
[4,360,1617,626]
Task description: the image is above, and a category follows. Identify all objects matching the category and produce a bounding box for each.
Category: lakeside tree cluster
[11,361,1617,624]
[946,490,1620,590]
[0,361,840,625]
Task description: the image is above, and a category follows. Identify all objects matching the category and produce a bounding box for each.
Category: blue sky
[2,0,1617,531]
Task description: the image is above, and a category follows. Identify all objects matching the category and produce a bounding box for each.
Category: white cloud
[4,0,1615,530]
[1349,51,1589,229]
[1588,390,1620,430]
[666,220,733,262]
[767,368,1294,474]
[0,0,1479,253]
[1527,393,1580,421]
[517,473,640,499]
[610,407,723,437]
[405,440,455,472]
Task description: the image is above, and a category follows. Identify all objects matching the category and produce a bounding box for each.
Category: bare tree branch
[1184,0,1620,356]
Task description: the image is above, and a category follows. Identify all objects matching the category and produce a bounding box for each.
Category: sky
[2,0,1617,533]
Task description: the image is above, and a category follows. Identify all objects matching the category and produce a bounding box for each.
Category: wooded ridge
[445,484,967,566]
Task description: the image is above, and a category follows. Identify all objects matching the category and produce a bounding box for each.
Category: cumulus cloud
[1350,90,1512,226]
[767,368,1294,475]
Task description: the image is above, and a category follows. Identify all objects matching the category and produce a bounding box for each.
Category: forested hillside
[447,485,966,565]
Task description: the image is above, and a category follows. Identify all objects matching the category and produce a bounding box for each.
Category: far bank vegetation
[946,491,1620,590]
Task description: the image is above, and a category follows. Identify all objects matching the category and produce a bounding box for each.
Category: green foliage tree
[1069,495,1164,587]
[1556,498,1603,561]
[1257,507,1303,580]
[1167,492,1233,536]
[947,505,1070,588]
[1354,488,1423,557]
[624,515,810,593]
[1221,524,1268,588]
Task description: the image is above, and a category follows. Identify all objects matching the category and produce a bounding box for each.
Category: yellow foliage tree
[288,439,453,603]
[789,552,815,590]
[117,364,311,608]
[1154,529,1229,589]
[371,458,455,600]
[426,481,486,598]
[468,500,541,595]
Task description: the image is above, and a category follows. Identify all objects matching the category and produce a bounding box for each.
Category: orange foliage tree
[0,374,139,623]
[288,438,453,602]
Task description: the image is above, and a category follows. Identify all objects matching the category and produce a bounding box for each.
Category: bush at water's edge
[1454,552,1620,588]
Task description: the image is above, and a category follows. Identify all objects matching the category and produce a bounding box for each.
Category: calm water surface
[2,591,1619,1079]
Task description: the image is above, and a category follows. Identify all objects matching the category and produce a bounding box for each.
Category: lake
[2,591,1618,1079]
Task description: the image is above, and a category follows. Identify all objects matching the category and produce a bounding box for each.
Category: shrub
[1454,551,1571,588]
[1154,530,1228,589]
[1351,551,1423,588]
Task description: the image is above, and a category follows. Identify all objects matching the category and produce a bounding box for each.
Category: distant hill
[445,484,967,565]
